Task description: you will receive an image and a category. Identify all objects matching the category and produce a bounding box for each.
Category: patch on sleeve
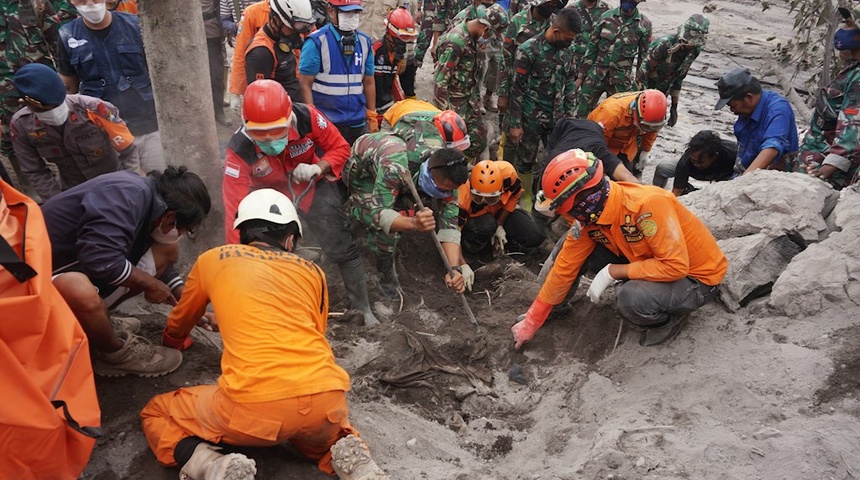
[225,161,241,178]
[317,113,327,129]
[639,219,658,237]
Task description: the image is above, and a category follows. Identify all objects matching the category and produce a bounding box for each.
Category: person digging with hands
[511,148,727,348]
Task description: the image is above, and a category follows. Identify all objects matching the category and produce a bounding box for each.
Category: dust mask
[76,3,107,23]
[34,102,69,126]
[337,12,360,32]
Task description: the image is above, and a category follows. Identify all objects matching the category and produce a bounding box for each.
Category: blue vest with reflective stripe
[307,24,371,127]
[58,13,158,135]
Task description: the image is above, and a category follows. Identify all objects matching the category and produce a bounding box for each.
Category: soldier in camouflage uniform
[566,0,609,60]
[343,135,471,297]
[636,14,708,127]
[575,0,651,117]
[792,6,860,189]
[504,7,581,209]
[0,0,76,187]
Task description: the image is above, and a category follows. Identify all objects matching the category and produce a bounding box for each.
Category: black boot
[338,257,380,326]
[374,253,401,301]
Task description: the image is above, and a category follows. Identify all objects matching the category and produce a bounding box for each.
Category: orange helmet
[470,160,503,204]
[433,110,470,151]
[385,7,417,41]
[536,148,603,214]
[634,89,667,133]
[243,80,292,139]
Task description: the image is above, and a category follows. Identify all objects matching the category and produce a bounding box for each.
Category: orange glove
[162,329,193,351]
[511,297,553,349]
[366,109,380,133]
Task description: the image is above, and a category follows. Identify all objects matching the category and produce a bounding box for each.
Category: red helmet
[433,110,470,151]
[471,160,503,197]
[243,79,292,138]
[537,149,604,214]
[385,7,417,41]
[634,89,668,132]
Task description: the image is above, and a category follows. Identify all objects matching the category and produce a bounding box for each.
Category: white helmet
[269,0,315,32]
[233,188,302,237]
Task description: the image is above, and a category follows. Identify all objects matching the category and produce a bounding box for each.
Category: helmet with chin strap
[537,149,604,214]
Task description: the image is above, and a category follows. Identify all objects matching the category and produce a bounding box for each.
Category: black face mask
[393,39,407,60]
[279,32,303,50]
[340,32,356,55]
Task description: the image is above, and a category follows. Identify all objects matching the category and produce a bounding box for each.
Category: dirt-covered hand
[587,265,617,303]
[497,96,509,112]
[445,271,465,293]
[145,280,177,306]
[413,208,436,232]
[509,127,524,145]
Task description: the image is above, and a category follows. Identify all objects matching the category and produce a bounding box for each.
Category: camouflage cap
[474,5,492,28]
[839,4,860,29]
[485,4,509,33]
[679,14,709,46]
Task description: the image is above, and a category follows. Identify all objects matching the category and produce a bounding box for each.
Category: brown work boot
[92,330,182,377]
[110,316,141,334]
[331,435,389,480]
[180,443,256,480]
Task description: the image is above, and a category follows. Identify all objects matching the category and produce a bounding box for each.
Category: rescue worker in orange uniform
[245,0,315,100]
[142,189,389,480]
[457,160,544,258]
[587,89,667,177]
[228,0,270,100]
[511,149,727,347]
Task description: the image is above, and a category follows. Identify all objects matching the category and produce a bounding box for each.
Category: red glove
[511,297,553,350]
[162,329,193,351]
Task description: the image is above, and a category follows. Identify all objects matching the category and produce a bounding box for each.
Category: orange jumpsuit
[228,1,269,95]
[587,91,658,162]
[539,181,727,306]
[140,244,355,475]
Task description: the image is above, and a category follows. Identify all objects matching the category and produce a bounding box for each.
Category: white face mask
[76,3,107,24]
[151,221,183,244]
[34,102,70,126]
[337,11,360,32]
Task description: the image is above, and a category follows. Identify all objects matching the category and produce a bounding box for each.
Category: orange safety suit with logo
[587,91,658,162]
[456,160,522,224]
[140,244,355,475]
[229,0,270,95]
[539,181,727,305]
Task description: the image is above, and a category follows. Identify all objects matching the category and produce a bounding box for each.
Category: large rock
[681,170,838,244]
[769,188,860,317]
[717,233,803,311]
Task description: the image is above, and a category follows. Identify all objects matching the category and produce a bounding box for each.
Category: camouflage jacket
[636,33,702,96]
[509,33,578,128]
[580,7,651,81]
[801,61,860,173]
[568,0,610,59]
[344,131,461,243]
[433,23,482,104]
[498,6,549,97]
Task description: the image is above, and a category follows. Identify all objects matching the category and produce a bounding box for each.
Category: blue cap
[12,63,67,105]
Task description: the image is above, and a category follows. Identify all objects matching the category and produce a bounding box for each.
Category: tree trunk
[139,0,224,255]
[820,0,837,88]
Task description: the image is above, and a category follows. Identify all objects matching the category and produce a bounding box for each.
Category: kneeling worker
[511,149,727,348]
[142,189,388,480]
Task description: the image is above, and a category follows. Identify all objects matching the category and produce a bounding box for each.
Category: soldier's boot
[338,257,381,326]
[519,172,534,212]
[180,443,256,480]
[331,435,389,480]
[484,94,498,113]
[374,253,401,302]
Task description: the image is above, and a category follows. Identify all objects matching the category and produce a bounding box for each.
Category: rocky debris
[717,233,803,311]
[752,427,783,440]
[681,171,838,245]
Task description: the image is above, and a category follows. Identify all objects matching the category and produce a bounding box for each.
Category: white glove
[228,93,242,111]
[292,163,322,183]
[492,225,507,252]
[461,264,474,292]
[587,265,617,303]
[638,150,650,167]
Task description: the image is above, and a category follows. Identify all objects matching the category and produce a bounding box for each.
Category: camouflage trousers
[790,148,860,190]
[440,95,487,161]
[348,198,402,255]
[414,10,436,66]
[483,45,500,94]
[503,117,553,175]
[575,67,636,117]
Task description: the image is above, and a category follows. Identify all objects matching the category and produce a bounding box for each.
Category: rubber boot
[338,257,380,326]
[179,443,256,480]
[374,253,401,302]
[519,172,534,212]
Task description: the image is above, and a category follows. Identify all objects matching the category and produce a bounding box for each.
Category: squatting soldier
[343,135,471,298]
[498,0,562,115]
[575,0,651,117]
[636,14,709,127]
[0,0,76,187]
[505,8,582,210]
[434,6,503,161]
[794,5,860,189]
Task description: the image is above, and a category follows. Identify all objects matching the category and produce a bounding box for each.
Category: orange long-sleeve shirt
[165,244,350,403]
[539,181,727,305]
[587,92,658,161]
[228,1,269,95]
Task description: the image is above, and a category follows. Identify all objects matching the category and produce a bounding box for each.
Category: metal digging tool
[400,171,481,332]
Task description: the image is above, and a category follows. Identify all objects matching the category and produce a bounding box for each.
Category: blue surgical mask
[417,161,451,199]
[620,0,637,13]
[257,138,287,156]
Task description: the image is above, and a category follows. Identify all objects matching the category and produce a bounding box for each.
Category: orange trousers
[140,386,356,475]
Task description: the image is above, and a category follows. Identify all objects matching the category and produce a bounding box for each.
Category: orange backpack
[0,179,102,480]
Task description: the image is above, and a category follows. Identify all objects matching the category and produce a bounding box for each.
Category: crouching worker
[141,189,388,480]
[458,160,544,259]
[511,149,727,348]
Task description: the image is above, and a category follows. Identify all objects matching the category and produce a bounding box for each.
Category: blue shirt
[733,90,798,169]
[299,25,375,77]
